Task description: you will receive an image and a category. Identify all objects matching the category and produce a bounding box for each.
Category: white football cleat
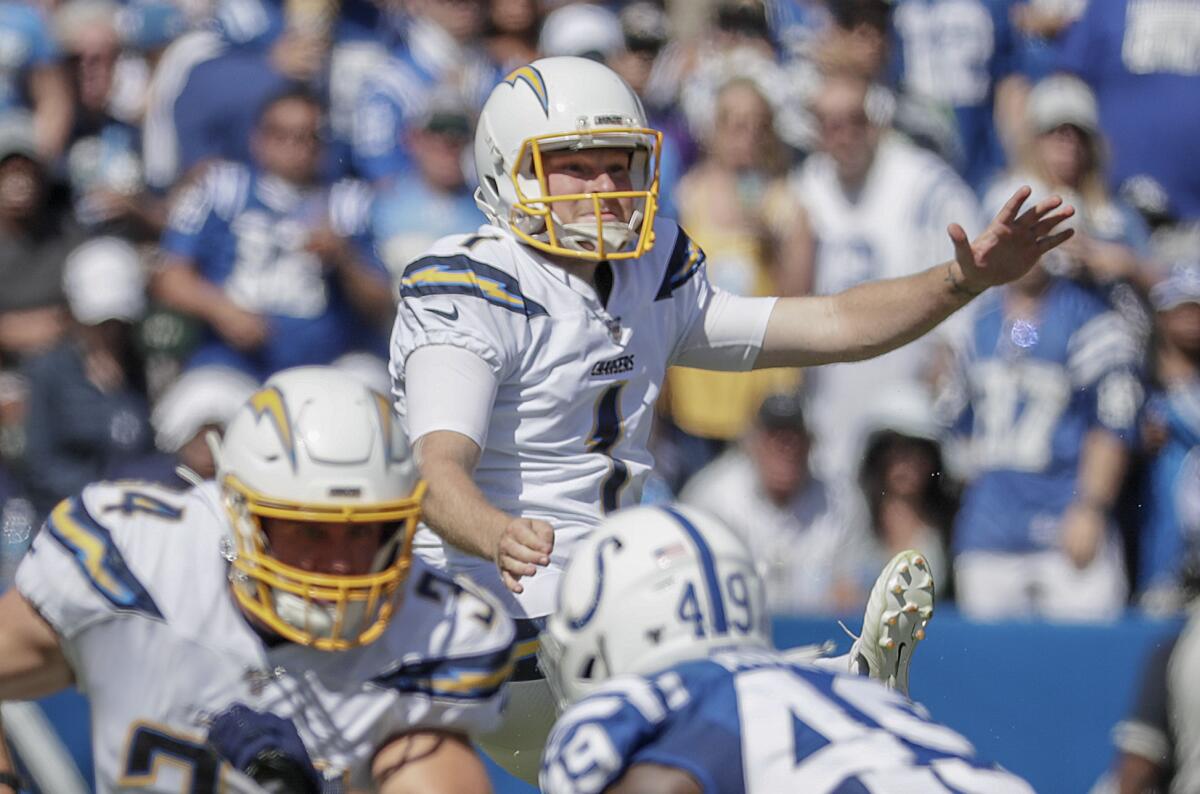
[848,549,935,697]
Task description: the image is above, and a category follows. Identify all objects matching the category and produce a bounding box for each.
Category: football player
[538,505,1035,794]
[0,367,514,793]
[389,55,1074,779]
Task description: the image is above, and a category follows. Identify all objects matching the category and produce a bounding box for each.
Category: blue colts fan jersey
[160,162,385,379]
[949,277,1144,554]
[1139,382,1200,591]
[541,649,1034,794]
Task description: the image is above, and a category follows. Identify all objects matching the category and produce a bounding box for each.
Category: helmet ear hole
[484,174,500,199]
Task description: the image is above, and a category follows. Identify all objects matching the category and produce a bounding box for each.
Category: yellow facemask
[508,128,664,262]
[223,475,427,651]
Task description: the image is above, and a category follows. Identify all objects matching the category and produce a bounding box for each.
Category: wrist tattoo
[946,260,985,297]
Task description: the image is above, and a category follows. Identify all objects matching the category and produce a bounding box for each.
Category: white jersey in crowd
[15,480,515,792]
[679,449,878,614]
[390,216,776,618]
[794,133,980,480]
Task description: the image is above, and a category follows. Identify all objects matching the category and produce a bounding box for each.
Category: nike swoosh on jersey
[425,305,459,321]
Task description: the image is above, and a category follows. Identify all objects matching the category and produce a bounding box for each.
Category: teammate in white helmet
[539,505,1035,794]
[0,367,514,793]
[389,55,1074,780]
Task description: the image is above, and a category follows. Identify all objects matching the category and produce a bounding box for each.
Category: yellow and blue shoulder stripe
[401,255,548,317]
[45,496,163,620]
[655,229,707,300]
[371,644,517,701]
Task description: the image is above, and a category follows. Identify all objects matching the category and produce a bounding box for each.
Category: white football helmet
[474,56,663,262]
[213,366,425,650]
[541,505,770,707]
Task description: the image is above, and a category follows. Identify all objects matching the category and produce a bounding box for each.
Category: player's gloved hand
[208,704,322,794]
[496,517,554,594]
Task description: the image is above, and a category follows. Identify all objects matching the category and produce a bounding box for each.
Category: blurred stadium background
[1,0,1198,791]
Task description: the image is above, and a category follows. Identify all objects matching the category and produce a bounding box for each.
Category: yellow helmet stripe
[248,387,296,470]
[504,65,548,115]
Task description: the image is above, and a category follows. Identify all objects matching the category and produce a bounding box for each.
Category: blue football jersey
[1056,0,1200,221]
[1139,382,1200,592]
[160,162,386,379]
[0,1,59,113]
[351,36,498,183]
[542,649,1032,794]
[950,277,1144,554]
[891,0,1021,191]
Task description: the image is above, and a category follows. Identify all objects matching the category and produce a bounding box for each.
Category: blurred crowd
[0,0,1199,628]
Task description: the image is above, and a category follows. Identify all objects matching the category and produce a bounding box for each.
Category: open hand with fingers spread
[496,517,555,594]
[947,186,1076,294]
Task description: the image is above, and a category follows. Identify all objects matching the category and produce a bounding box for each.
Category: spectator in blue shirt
[372,96,484,284]
[351,0,498,183]
[891,0,1025,192]
[55,0,162,240]
[152,87,392,381]
[1137,265,1200,612]
[1055,0,1200,224]
[170,44,301,180]
[0,1,71,161]
[944,258,1144,621]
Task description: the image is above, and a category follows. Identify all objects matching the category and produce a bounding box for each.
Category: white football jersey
[390,217,767,618]
[15,480,515,792]
[793,134,980,480]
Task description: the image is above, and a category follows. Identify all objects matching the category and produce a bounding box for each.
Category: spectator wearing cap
[351,0,498,184]
[538,3,624,62]
[890,0,1026,193]
[1055,0,1200,226]
[657,75,809,488]
[1136,265,1200,612]
[141,365,257,482]
[793,72,978,484]
[983,75,1152,298]
[372,96,485,285]
[680,392,876,615]
[0,0,72,162]
[20,237,156,519]
[0,113,80,365]
[152,88,392,382]
[484,0,540,73]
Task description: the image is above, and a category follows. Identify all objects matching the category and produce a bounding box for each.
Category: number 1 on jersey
[588,382,629,513]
